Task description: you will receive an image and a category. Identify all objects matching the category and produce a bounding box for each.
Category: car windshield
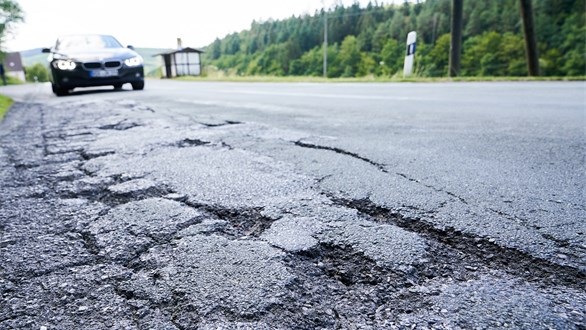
[55,35,123,51]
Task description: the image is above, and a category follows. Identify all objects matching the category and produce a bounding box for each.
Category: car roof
[57,34,115,40]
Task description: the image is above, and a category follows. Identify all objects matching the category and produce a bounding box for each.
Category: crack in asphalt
[200,120,242,128]
[2,101,584,329]
[294,140,469,205]
[98,120,141,131]
[294,140,583,251]
[45,148,85,156]
[395,172,469,205]
[295,140,385,170]
[43,131,94,139]
[80,150,116,160]
[176,138,211,148]
[335,197,586,290]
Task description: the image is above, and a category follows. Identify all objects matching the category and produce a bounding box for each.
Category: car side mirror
[42,48,51,53]
[127,45,135,50]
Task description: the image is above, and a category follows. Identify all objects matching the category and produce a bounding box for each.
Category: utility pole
[519,0,540,76]
[448,0,463,77]
[323,7,328,78]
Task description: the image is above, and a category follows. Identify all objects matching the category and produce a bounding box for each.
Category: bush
[25,63,50,82]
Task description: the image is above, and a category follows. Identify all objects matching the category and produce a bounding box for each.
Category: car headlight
[124,56,143,67]
[54,60,76,70]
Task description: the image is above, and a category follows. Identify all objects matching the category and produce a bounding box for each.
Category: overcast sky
[4,0,402,51]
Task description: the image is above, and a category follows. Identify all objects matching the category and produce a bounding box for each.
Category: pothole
[184,202,277,238]
[176,138,210,148]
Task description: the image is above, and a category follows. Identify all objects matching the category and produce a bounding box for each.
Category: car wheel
[131,81,144,90]
[113,83,123,90]
[52,83,69,97]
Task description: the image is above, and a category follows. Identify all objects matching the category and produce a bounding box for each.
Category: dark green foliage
[210,39,222,60]
[380,39,404,75]
[462,32,527,76]
[25,63,49,82]
[204,0,585,77]
[339,36,361,77]
[426,33,450,76]
[289,46,322,76]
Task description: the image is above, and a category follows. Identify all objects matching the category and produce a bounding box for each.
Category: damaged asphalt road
[0,82,585,329]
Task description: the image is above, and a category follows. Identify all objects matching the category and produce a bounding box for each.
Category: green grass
[0,94,14,121]
[6,75,25,85]
[175,74,586,83]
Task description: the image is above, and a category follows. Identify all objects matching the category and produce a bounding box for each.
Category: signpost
[403,31,417,78]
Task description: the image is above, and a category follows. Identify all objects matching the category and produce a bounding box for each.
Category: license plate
[89,69,118,77]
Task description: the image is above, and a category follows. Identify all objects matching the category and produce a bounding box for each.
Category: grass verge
[0,94,14,121]
[175,75,586,83]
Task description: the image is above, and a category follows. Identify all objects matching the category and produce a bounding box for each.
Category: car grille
[105,61,121,68]
[83,62,102,69]
[82,61,122,70]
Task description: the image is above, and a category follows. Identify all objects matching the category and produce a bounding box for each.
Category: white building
[3,52,26,81]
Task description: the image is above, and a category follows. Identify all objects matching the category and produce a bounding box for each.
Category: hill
[203,0,585,77]
[21,48,46,67]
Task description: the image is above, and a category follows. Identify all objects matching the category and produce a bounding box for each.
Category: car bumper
[51,66,144,89]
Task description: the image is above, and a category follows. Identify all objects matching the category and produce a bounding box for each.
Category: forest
[203,0,585,78]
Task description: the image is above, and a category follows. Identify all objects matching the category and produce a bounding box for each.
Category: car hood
[59,48,139,61]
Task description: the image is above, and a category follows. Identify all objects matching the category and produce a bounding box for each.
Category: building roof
[155,47,205,56]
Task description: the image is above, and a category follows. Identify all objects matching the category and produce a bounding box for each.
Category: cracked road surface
[0,81,585,329]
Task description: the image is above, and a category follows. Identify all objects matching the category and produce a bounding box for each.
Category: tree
[338,35,361,77]
[358,53,377,77]
[558,3,585,76]
[222,33,241,55]
[428,33,451,76]
[289,46,322,76]
[499,32,527,76]
[389,11,406,41]
[379,39,403,76]
[372,19,394,53]
[0,0,24,52]
[210,39,221,60]
[25,63,49,82]
[461,31,526,76]
[203,0,584,78]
